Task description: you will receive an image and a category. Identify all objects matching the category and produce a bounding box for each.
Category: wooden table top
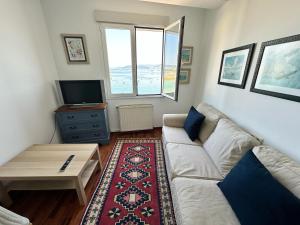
[0,144,98,180]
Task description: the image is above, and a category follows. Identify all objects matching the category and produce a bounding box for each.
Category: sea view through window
[104,25,164,96]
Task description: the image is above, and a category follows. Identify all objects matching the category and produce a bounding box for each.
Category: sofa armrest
[0,206,30,225]
[163,114,188,128]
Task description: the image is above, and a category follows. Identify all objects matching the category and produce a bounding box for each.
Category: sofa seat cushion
[196,103,227,143]
[162,126,201,147]
[253,145,300,198]
[166,143,222,180]
[204,118,261,176]
[173,177,240,225]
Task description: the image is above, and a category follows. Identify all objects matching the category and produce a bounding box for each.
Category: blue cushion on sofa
[183,106,205,141]
[217,150,300,225]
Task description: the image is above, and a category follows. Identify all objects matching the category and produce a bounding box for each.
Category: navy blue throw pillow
[217,150,300,225]
[183,106,205,141]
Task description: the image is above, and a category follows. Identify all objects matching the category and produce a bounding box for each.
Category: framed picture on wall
[179,68,191,84]
[181,46,193,65]
[218,43,256,88]
[61,34,89,64]
[251,34,300,102]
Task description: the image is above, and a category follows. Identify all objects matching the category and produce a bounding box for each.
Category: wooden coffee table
[0,144,101,206]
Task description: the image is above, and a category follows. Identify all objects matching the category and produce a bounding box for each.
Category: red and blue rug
[81,138,176,225]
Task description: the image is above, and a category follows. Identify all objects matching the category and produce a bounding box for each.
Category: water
[110,64,162,95]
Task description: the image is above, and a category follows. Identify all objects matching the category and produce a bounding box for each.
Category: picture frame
[181,46,193,65]
[251,34,300,102]
[61,34,89,64]
[218,43,255,89]
[179,68,191,84]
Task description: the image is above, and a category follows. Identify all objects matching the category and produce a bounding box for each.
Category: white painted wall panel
[41,0,205,131]
[194,0,300,161]
[0,0,59,165]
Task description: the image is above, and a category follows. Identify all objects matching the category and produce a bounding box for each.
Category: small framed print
[181,46,193,65]
[218,43,255,88]
[61,34,89,64]
[179,68,191,84]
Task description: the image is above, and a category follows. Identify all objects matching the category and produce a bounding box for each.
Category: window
[101,17,185,101]
[104,25,134,95]
[136,28,163,95]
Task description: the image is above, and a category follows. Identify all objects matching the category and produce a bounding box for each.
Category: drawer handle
[90,114,98,118]
[71,135,79,139]
[92,124,99,128]
[67,115,75,119]
[69,126,77,130]
[93,133,100,137]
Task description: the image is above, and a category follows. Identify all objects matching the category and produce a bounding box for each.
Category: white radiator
[117,104,154,132]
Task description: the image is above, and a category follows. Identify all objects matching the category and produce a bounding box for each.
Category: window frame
[100,23,164,99]
[100,23,137,98]
[161,17,185,101]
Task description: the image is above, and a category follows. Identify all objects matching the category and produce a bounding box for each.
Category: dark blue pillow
[183,106,205,141]
[217,150,300,225]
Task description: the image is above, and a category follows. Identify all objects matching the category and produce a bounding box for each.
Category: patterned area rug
[81,138,176,225]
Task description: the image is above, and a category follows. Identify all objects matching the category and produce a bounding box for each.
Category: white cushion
[162,126,201,147]
[204,118,261,176]
[196,103,227,143]
[173,177,240,225]
[253,145,300,198]
[166,143,222,180]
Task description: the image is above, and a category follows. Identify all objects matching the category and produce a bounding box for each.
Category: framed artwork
[181,46,193,65]
[218,43,256,88]
[61,34,89,64]
[251,34,300,102]
[179,68,191,84]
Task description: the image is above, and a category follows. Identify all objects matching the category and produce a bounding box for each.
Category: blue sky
[106,28,163,67]
[105,28,179,67]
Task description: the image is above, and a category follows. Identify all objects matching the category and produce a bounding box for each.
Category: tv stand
[55,103,110,144]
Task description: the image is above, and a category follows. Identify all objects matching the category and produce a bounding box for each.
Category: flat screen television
[57,80,105,105]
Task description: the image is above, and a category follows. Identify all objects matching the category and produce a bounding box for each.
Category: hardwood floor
[7,128,162,225]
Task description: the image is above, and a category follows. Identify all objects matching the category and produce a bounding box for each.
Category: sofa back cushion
[204,118,261,176]
[253,145,300,198]
[196,103,227,143]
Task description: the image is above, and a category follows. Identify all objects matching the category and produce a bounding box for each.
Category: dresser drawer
[61,121,105,133]
[57,110,105,124]
[63,130,106,143]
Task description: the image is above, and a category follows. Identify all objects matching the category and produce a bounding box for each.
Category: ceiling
[138,0,228,9]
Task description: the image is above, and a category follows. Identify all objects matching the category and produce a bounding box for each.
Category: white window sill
[107,95,164,100]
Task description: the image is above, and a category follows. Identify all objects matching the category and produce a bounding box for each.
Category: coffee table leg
[96,146,103,171]
[74,177,87,205]
[0,182,12,207]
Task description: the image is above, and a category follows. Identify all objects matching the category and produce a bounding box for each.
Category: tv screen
[59,80,104,105]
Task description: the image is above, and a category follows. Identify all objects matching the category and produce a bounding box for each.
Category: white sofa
[162,103,300,225]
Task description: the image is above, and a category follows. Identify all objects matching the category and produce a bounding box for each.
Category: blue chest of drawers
[55,104,110,144]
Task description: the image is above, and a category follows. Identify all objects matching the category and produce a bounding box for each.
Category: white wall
[41,0,205,131]
[0,0,59,165]
[194,0,300,161]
